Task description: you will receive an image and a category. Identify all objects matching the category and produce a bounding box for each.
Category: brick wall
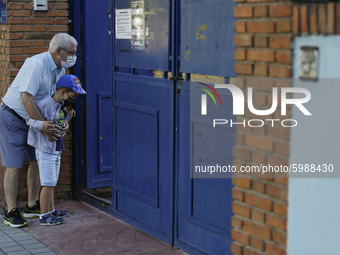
[293,2,340,36]
[232,1,293,255]
[0,0,72,210]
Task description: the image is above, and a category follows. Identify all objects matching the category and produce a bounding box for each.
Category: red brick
[235,133,244,145]
[274,178,288,185]
[293,6,299,34]
[234,21,246,33]
[8,10,31,17]
[266,184,287,200]
[265,241,286,255]
[300,5,308,34]
[328,2,335,34]
[309,5,317,35]
[6,48,23,55]
[32,41,46,47]
[247,21,275,33]
[253,181,265,193]
[251,236,264,251]
[254,6,267,17]
[275,51,291,64]
[48,10,69,17]
[235,6,253,18]
[252,151,266,164]
[8,3,23,9]
[8,41,31,47]
[233,146,251,161]
[58,171,71,178]
[235,63,253,75]
[336,3,340,34]
[24,3,34,9]
[254,64,268,76]
[244,192,272,211]
[233,178,251,189]
[275,141,289,155]
[232,216,243,229]
[231,242,243,255]
[244,221,272,240]
[24,47,48,54]
[266,214,287,231]
[233,188,244,201]
[56,18,69,25]
[247,49,274,62]
[318,4,326,34]
[8,17,24,24]
[267,155,288,167]
[234,34,253,46]
[251,209,265,223]
[8,25,31,32]
[276,20,291,33]
[25,18,55,24]
[55,3,69,9]
[57,178,71,185]
[269,65,291,78]
[231,229,250,245]
[269,5,291,17]
[272,230,287,246]
[233,202,251,218]
[48,25,69,32]
[33,25,47,32]
[273,203,287,216]
[245,134,273,152]
[244,248,263,255]
[254,36,267,47]
[247,0,275,2]
[234,49,246,60]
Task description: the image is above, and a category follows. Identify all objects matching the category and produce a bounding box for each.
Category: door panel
[112,74,174,243]
[175,81,234,255]
[84,0,112,189]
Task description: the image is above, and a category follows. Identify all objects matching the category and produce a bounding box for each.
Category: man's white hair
[49,33,78,53]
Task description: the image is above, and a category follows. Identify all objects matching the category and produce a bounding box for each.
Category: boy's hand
[68,109,76,117]
[42,121,59,141]
[61,121,69,137]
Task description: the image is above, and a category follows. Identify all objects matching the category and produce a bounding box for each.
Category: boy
[26,74,86,225]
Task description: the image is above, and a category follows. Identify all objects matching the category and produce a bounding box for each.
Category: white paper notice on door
[116,9,132,39]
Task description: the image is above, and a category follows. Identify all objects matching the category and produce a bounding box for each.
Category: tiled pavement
[0,209,56,255]
[0,200,189,255]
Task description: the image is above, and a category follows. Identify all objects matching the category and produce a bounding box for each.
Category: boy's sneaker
[52,209,69,218]
[23,200,40,218]
[40,214,64,226]
[4,208,28,228]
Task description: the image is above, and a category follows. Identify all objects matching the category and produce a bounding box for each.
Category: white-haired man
[0,33,78,227]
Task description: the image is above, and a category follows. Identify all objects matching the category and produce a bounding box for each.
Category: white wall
[287,36,340,255]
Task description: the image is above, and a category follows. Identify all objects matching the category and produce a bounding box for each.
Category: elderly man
[0,33,78,227]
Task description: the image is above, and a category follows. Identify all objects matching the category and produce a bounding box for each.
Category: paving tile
[24,243,48,250]
[6,251,32,255]
[1,246,26,253]
[28,247,54,254]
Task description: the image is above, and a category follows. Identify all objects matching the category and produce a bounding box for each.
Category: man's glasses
[62,48,78,58]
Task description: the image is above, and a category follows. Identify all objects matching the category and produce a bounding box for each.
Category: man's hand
[61,120,69,137]
[42,121,59,141]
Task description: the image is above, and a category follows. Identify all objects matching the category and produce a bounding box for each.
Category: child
[26,74,86,225]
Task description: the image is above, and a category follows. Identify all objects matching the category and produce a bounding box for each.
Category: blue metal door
[174,1,236,254]
[74,0,236,253]
[82,0,113,189]
[111,0,174,244]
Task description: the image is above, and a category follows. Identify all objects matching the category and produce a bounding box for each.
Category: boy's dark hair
[56,87,74,93]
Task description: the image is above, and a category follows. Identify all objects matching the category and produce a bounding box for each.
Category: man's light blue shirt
[2,51,65,119]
